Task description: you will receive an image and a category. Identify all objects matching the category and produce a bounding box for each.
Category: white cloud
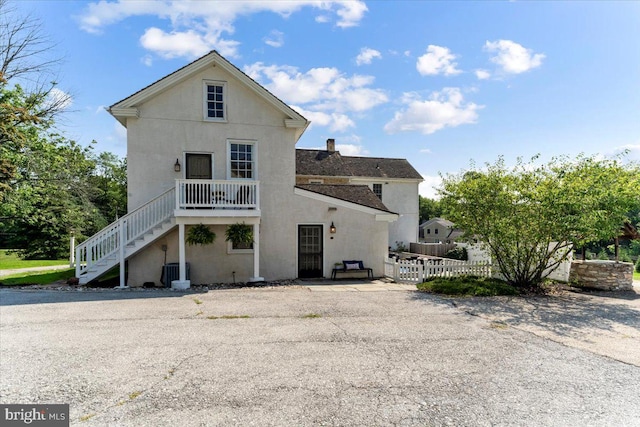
[420,148,432,154]
[384,88,482,135]
[245,62,388,132]
[45,88,73,111]
[336,143,366,156]
[484,40,545,74]
[475,69,491,80]
[355,47,381,66]
[416,45,462,76]
[306,140,367,156]
[79,1,367,59]
[291,106,355,132]
[264,30,284,48]
[611,144,640,162]
[140,54,153,67]
[419,175,442,199]
[334,1,368,28]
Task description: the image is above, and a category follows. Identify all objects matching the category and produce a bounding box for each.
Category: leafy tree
[89,151,127,222]
[0,2,126,258]
[419,196,442,223]
[1,0,70,202]
[439,155,640,291]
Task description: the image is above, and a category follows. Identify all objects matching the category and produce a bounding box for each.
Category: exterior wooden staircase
[75,188,176,285]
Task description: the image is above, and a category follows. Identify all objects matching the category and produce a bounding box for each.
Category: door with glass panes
[298,225,323,278]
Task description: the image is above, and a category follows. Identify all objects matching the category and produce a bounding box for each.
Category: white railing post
[119,218,127,288]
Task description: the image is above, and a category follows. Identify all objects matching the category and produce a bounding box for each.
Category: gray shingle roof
[296,184,395,213]
[296,149,423,180]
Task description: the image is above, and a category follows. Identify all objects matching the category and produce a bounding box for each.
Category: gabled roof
[419,217,455,228]
[295,184,395,214]
[296,149,423,180]
[108,50,308,138]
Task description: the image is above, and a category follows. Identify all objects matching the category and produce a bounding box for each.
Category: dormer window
[204,81,226,121]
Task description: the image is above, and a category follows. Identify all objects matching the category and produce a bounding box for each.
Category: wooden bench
[331,260,373,280]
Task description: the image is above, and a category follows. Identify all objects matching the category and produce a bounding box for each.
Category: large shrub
[444,246,468,261]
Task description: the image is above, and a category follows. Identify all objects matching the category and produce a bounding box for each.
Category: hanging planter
[225,222,253,245]
[186,224,216,246]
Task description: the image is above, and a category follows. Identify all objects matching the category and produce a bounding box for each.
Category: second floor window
[229,142,254,179]
[205,81,225,120]
[373,183,382,200]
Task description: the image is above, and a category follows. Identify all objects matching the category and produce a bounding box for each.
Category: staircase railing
[76,187,176,280]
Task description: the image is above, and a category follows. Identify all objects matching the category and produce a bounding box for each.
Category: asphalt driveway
[1,284,639,426]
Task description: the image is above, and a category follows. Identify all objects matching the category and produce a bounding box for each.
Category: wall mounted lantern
[174,158,181,172]
[329,222,336,234]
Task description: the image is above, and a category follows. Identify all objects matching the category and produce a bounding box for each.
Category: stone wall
[569,260,634,291]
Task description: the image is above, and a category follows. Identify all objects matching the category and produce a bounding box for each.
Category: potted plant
[225,222,253,248]
[186,224,216,246]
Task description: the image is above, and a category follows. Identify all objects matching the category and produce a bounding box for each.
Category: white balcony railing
[175,179,259,210]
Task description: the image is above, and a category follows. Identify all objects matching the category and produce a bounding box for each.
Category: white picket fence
[384,257,493,283]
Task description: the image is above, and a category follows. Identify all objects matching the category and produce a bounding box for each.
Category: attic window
[204,81,226,121]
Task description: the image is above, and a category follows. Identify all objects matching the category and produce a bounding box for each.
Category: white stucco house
[296,139,423,249]
[75,51,406,288]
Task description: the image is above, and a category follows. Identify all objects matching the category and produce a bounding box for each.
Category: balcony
[175,179,260,217]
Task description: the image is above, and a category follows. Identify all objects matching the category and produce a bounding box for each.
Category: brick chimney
[326,138,336,152]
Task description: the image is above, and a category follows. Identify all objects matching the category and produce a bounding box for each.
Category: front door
[298,225,323,278]
[185,153,213,206]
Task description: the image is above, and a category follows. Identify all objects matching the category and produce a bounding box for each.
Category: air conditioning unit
[161,263,190,287]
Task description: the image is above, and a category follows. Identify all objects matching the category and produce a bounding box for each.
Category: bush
[416,276,519,296]
[443,246,468,261]
[636,257,640,273]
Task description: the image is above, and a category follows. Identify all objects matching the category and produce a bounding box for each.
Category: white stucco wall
[351,179,420,249]
[123,61,391,285]
[126,66,295,210]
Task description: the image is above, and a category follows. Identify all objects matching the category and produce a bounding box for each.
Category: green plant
[301,313,322,318]
[186,224,216,246]
[394,241,408,252]
[416,276,519,296]
[225,223,253,245]
[635,257,640,273]
[444,246,468,261]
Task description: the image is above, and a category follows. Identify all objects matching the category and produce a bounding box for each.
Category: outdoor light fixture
[174,158,181,172]
[329,222,336,234]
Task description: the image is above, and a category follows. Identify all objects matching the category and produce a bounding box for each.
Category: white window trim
[227,139,257,180]
[226,240,254,254]
[203,80,227,122]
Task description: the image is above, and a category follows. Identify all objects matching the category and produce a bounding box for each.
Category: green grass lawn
[0,268,75,286]
[0,250,68,270]
[416,276,520,296]
[634,270,640,281]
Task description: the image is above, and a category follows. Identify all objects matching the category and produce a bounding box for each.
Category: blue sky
[14,0,640,197]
